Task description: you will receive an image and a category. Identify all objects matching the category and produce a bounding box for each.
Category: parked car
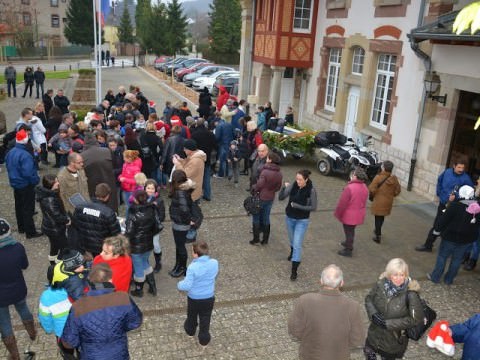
[183,65,235,87]
[153,56,173,69]
[192,70,240,92]
[165,58,195,75]
[163,57,189,74]
[158,57,188,72]
[175,62,212,82]
[211,74,239,98]
[167,58,208,76]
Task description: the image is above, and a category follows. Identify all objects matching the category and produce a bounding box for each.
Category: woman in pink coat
[335,167,369,257]
[118,150,142,217]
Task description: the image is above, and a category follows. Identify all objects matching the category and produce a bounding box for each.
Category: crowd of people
[0,73,479,360]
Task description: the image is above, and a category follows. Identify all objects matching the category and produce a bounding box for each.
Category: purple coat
[334,179,369,226]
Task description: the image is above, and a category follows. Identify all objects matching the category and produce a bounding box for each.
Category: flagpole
[97,0,102,105]
[93,0,98,104]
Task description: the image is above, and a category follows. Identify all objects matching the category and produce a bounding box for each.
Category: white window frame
[351,47,365,75]
[370,54,397,130]
[293,0,313,33]
[324,48,342,112]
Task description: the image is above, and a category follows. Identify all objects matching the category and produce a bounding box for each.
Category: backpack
[0,129,17,163]
[139,137,152,159]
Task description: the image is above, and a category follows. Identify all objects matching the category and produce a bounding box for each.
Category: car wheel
[317,158,331,176]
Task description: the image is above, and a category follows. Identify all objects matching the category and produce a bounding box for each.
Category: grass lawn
[0,70,74,84]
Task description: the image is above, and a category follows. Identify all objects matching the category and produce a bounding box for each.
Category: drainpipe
[407,0,430,191]
[246,0,256,114]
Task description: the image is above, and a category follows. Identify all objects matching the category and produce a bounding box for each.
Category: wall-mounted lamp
[424,71,447,106]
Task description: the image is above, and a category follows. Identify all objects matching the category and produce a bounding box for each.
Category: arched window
[352,47,365,75]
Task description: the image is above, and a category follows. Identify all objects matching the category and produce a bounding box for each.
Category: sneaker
[213,174,223,179]
[426,273,439,284]
[228,175,232,180]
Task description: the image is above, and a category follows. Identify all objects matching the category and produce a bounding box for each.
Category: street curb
[136,66,197,109]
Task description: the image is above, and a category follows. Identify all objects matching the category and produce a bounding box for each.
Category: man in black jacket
[72,183,121,258]
[191,118,216,201]
[54,89,70,114]
[42,89,54,118]
[34,67,45,99]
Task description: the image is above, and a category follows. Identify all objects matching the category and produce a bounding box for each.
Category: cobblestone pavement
[0,66,479,359]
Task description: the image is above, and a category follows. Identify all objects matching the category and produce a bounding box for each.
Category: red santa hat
[426,320,455,356]
[171,115,181,126]
[148,100,156,108]
[16,129,29,144]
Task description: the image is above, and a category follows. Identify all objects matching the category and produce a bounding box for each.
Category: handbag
[244,192,261,215]
[406,291,437,341]
[369,174,390,201]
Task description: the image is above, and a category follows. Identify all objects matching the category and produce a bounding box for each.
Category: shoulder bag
[405,291,437,341]
[369,174,390,201]
[244,192,261,215]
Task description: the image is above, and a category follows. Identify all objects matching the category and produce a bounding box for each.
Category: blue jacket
[231,108,245,131]
[38,286,71,337]
[215,120,234,147]
[5,143,39,189]
[451,314,480,360]
[436,168,473,205]
[178,255,219,299]
[0,241,28,307]
[62,287,142,360]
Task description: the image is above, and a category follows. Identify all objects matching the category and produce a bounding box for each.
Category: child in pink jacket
[118,150,142,217]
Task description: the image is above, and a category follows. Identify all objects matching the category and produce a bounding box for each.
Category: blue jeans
[7,79,16,97]
[217,145,228,177]
[36,82,44,98]
[286,217,310,262]
[202,165,211,200]
[123,191,132,218]
[430,240,471,285]
[252,200,273,227]
[0,298,33,338]
[131,251,153,282]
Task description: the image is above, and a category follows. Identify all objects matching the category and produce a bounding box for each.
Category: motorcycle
[314,131,381,182]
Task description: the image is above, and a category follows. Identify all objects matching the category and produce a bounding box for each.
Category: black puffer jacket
[169,180,196,226]
[72,199,121,254]
[365,278,424,358]
[36,185,69,237]
[436,199,480,244]
[126,203,159,254]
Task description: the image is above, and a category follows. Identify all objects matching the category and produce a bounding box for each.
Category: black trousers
[424,203,447,248]
[184,296,215,346]
[343,224,356,250]
[374,216,385,236]
[23,83,33,97]
[173,229,188,258]
[13,185,37,235]
[48,233,68,257]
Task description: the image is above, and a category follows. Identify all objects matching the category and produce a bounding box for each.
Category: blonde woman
[93,235,132,292]
[364,258,424,360]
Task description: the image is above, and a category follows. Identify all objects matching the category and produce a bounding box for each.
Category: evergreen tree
[165,0,188,55]
[149,3,169,55]
[135,0,152,50]
[64,0,95,46]
[118,5,135,45]
[208,0,241,54]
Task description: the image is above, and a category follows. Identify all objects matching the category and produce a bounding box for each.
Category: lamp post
[424,71,447,106]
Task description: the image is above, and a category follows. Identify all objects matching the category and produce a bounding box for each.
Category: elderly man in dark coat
[81,132,119,213]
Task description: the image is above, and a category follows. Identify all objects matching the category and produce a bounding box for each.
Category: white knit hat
[459,185,475,200]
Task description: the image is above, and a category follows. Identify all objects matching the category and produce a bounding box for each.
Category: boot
[287,246,293,261]
[290,261,300,281]
[130,281,144,297]
[372,235,381,244]
[249,224,261,245]
[337,248,353,257]
[168,253,180,276]
[22,319,37,340]
[145,273,157,296]
[2,335,20,360]
[170,255,187,278]
[261,224,270,245]
[154,252,162,273]
[464,259,477,271]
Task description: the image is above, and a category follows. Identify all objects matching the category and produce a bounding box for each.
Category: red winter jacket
[118,158,142,192]
[253,163,282,201]
[334,179,369,225]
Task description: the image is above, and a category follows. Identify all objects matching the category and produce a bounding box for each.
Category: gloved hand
[372,313,387,329]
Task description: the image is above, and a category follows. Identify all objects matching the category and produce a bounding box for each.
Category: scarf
[383,278,409,298]
[0,235,17,248]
